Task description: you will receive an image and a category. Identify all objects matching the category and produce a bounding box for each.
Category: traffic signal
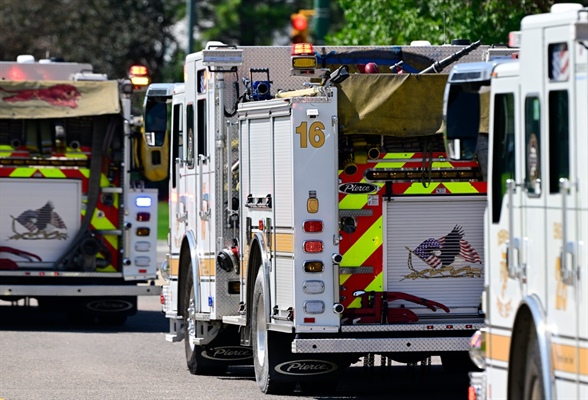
[291,12,309,44]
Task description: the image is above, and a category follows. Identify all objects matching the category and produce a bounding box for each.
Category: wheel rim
[186,286,196,351]
[255,294,266,366]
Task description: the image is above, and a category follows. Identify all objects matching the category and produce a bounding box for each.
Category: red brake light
[303,220,323,232]
[303,241,323,253]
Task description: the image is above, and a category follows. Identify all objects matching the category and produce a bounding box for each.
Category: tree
[0,0,183,81]
[192,0,306,48]
[328,0,588,46]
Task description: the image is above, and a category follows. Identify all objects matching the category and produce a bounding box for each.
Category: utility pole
[187,0,195,54]
[312,0,329,44]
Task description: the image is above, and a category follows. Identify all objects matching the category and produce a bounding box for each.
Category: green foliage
[328,0,588,46]
[0,0,183,81]
[193,0,301,48]
[158,201,169,241]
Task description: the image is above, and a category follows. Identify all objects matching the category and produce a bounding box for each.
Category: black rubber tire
[523,332,545,399]
[183,266,227,376]
[251,269,294,394]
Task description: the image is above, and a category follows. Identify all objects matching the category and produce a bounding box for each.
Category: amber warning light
[129,65,150,88]
[290,43,316,76]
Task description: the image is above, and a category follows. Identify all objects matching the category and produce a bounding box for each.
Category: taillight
[303,220,323,232]
[303,241,323,253]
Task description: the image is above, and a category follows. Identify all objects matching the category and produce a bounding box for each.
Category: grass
[157,201,169,241]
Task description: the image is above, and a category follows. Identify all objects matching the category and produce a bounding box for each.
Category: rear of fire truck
[144,41,515,394]
[0,57,160,324]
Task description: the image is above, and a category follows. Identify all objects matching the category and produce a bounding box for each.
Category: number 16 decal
[296,121,325,148]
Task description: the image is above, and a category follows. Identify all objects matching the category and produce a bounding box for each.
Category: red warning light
[8,66,26,81]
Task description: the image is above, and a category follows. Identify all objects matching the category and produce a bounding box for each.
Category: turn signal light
[304,261,324,273]
[136,227,151,236]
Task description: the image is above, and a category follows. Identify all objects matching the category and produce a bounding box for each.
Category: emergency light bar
[129,65,150,88]
[290,43,317,76]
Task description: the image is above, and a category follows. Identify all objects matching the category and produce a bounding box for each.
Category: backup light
[135,256,150,267]
[303,301,325,314]
[303,280,325,294]
[135,241,151,252]
[135,197,152,207]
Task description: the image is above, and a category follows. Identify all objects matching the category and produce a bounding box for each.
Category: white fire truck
[0,57,162,325]
[145,40,508,394]
[443,4,588,399]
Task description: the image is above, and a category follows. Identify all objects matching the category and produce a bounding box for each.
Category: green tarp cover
[0,80,121,119]
[337,73,448,137]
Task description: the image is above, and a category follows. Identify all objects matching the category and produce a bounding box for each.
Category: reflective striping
[37,168,67,178]
[553,343,588,375]
[403,182,439,194]
[339,193,369,209]
[8,167,36,178]
[487,333,588,376]
[199,257,215,276]
[381,153,416,159]
[170,257,180,276]
[275,233,294,253]
[487,333,510,363]
[340,216,382,267]
[443,182,482,194]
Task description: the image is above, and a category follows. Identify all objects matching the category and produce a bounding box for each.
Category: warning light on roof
[129,65,150,88]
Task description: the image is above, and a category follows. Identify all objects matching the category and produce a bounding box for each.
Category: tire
[182,265,227,376]
[251,269,295,394]
[523,332,545,400]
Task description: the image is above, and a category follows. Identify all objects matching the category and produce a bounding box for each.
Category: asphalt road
[0,242,470,400]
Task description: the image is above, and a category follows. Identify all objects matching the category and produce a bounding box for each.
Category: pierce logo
[201,346,253,361]
[338,183,378,194]
[275,359,338,376]
[86,299,134,313]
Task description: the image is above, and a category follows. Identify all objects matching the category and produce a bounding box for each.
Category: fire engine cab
[145,40,513,394]
[444,3,588,399]
[0,57,162,324]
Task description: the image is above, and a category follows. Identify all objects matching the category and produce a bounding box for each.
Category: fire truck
[0,57,162,325]
[443,4,588,399]
[145,40,507,394]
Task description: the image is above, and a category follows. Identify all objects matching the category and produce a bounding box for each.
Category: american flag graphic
[412,225,481,269]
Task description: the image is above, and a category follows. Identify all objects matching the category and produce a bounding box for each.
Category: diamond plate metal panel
[340,321,484,333]
[0,284,160,297]
[292,336,471,353]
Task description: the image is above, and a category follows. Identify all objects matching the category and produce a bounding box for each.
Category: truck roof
[0,60,93,81]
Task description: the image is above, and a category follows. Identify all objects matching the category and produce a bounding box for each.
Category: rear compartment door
[386,196,485,317]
